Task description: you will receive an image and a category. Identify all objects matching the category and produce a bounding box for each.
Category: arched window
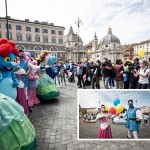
[50,47,58,51]
[17,45,25,50]
[50,47,58,57]
[34,46,43,50]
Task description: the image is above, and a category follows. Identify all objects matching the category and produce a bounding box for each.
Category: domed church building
[64,26,86,62]
[90,27,124,63]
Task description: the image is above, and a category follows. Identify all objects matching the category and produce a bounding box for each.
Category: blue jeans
[109,78,115,87]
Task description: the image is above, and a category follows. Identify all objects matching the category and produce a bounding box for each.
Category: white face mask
[17,61,20,64]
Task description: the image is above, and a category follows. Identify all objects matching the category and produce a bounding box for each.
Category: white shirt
[138,68,149,84]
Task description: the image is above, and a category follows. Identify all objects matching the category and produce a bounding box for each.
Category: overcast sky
[79,90,150,109]
[0,0,150,45]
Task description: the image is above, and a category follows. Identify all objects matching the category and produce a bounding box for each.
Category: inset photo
[78,90,150,140]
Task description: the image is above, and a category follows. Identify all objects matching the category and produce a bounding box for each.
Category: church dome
[64,26,83,43]
[100,27,120,45]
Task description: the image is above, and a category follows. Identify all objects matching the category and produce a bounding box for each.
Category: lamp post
[75,17,83,62]
[5,0,9,40]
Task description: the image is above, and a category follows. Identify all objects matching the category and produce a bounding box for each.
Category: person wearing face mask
[122,100,142,139]
[83,105,114,139]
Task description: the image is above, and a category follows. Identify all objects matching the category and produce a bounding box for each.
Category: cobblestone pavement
[79,119,150,139]
[29,80,150,150]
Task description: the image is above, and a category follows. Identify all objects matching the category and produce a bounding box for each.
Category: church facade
[88,27,124,63]
[64,26,86,63]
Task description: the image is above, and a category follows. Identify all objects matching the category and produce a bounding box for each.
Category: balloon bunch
[105,98,125,115]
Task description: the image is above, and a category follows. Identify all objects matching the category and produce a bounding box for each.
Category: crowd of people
[62,57,150,89]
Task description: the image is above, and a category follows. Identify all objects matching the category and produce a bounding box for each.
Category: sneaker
[146,124,148,126]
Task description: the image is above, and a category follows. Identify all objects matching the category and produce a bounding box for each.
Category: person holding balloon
[83,104,117,139]
[133,60,149,89]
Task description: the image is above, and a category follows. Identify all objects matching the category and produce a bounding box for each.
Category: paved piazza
[29,81,150,150]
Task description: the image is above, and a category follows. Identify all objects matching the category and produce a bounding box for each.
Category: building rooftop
[99,27,120,45]
[64,26,83,43]
[0,16,65,29]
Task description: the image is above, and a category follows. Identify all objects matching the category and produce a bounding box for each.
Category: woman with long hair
[83,105,115,139]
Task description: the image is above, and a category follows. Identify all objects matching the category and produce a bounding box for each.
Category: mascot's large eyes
[14,58,17,62]
[4,57,10,62]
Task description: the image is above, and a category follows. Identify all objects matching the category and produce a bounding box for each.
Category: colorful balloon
[83,75,86,81]
[116,104,124,113]
[113,98,120,106]
[109,107,116,115]
[68,72,72,77]
[105,105,109,111]
[138,49,145,57]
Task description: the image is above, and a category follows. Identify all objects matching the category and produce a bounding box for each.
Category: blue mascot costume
[36,50,59,100]
[0,38,19,100]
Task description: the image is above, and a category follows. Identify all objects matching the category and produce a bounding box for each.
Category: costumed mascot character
[18,50,30,101]
[39,50,58,79]
[0,93,36,150]
[36,50,59,100]
[0,38,19,100]
[26,54,40,107]
[14,63,30,115]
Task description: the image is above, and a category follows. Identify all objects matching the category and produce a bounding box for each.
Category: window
[59,38,63,44]
[16,25,22,31]
[113,44,116,48]
[0,32,1,38]
[26,35,31,41]
[105,45,108,47]
[26,26,31,32]
[50,47,57,57]
[17,34,22,41]
[51,30,55,34]
[8,33,12,40]
[35,46,42,50]
[6,24,12,29]
[58,31,62,35]
[35,28,40,33]
[44,37,48,43]
[43,29,48,33]
[35,36,40,42]
[50,47,57,51]
[75,43,78,47]
[52,38,56,44]
[0,24,1,28]
[17,45,24,50]
[147,44,149,47]
[27,46,31,50]
[6,33,12,39]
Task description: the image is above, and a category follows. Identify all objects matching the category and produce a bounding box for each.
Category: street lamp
[5,0,9,40]
[75,17,83,62]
